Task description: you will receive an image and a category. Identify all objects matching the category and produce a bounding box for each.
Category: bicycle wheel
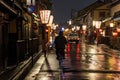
[58,49,64,80]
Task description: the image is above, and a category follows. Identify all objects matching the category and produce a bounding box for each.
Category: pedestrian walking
[54,31,67,59]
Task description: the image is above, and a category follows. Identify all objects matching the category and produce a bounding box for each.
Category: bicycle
[57,49,65,80]
[57,49,64,68]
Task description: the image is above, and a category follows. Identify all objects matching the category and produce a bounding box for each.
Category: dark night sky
[51,0,98,24]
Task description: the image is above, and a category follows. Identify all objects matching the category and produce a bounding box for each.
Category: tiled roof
[110,0,120,7]
[78,0,104,17]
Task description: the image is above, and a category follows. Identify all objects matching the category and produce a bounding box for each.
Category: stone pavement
[24,49,59,80]
[24,43,120,80]
[24,54,46,80]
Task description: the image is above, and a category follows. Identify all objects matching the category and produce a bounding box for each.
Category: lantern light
[99,29,102,32]
[82,25,87,31]
[93,21,101,29]
[46,29,48,32]
[117,28,120,32]
[93,21,96,27]
[68,19,72,25]
[112,32,118,37]
[39,9,51,56]
[95,21,101,29]
[47,15,54,26]
[39,10,51,24]
[76,26,80,30]
[110,22,114,27]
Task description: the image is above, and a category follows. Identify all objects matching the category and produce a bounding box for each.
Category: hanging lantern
[110,22,114,27]
[112,31,118,37]
[117,28,120,32]
[95,21,101,29]
[82,25,87,31]
[39,10,51,24]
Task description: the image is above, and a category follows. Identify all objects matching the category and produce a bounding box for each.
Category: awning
[113,10,120,21]
[0,0,17,15]
[102,17,112,22]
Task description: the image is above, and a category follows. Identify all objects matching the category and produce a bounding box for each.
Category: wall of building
[93,4,110,20]
[0,12,10,72]
[0,0,52,77]
[0,23,2,72]
[111,4,120,16]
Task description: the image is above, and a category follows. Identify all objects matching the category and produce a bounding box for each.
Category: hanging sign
[28,5,35,13]
[26,0,35,5]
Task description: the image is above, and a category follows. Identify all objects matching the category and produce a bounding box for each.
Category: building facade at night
[72,0,120,48]
[0,0,52,79]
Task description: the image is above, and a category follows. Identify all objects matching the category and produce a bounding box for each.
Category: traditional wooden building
[0,0,52,79]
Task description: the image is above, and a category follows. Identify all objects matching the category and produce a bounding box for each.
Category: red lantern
[117,28,120,32]
[99,29,102,32]
[46,29,48,32]
[112,32,118,37]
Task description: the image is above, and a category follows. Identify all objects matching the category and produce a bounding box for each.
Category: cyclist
[54,31,67,60]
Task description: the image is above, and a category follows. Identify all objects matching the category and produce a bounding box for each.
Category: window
[99,12,105,18]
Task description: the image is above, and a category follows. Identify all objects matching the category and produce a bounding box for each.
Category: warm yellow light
[95,21,101,29]
[93,21,101,29]
[82,25,87,30]
[99,29,102,32]
[76,26,80,30]
[112,32,118,37]
[117,28,120,32]
[68,19,72,25]
[110,22,114,27]
[39,10,51,24]
[46,29,48,32]
[47,15,54,26]
[93,21,96,26]
[65,28,69,32]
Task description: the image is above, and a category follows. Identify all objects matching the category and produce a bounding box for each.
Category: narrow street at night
[1,0,120,80]
[24,42,120,80]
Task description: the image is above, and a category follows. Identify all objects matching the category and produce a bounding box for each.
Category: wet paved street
[24,42,120,80]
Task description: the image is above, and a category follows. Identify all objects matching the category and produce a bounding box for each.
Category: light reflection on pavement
[62,43,120,80]
[25,43,120,80]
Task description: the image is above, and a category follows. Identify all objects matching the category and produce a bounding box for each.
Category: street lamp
[39,10,51,56]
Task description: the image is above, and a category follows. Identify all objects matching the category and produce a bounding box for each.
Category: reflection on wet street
[26,42,120,80]
[62,42,120,80]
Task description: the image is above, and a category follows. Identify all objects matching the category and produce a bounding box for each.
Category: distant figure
[89,31,97,44]
[54,31,67,59]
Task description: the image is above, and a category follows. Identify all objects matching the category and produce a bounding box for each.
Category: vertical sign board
[26,0,35,5]
[26,0,31,5]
